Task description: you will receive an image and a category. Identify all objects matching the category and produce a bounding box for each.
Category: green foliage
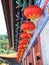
[0,48,16,54]
[0,35,8,64]
[0,58,3,64]
[0,35,16,54]
[0,35,16,64]
[0,35,9,49]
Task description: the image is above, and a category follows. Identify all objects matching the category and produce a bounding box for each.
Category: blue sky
[0,0,7,34]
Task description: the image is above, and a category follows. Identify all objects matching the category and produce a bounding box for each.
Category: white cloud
[0,0,7,35]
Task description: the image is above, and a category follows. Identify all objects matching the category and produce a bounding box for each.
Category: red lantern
[17,52,23,62]
[20,32,32,39]
[19,39,29,46]
[18,46,26,52]
[21,21,35,33]
[17,39,29,61]
[18,44,27,53]
[24,5,43,20]
[17,49,24,56]
[18,44,27,49]
[18,50,24,55]
[17,48,25,62]
[17,50,24,57]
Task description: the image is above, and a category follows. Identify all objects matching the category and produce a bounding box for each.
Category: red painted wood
[24,59,27,65]
[26,55,29,65]
[26,48,34,65]
[32,47,36,65]
[22,61,25,65]
[22,35,43,65]
[30,48,34,65]
[34,35,43,65]
[43,0,48,10]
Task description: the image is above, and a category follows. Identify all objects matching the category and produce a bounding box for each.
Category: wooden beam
[8,0,15,49]
[1,0,12,46]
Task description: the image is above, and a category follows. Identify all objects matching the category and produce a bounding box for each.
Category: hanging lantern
[17,39,29,62]
[20,32,32,39]
[18,45,26,52]
[18,49,25,53]
[17,49,24,56]
[17,48,25,62]
[18,50,24,55]
[17,52,24,62]
[18,44,27,50]
[17,51,25,62]
[18,40,29,53]
[24,5,43,20]
[17,52,23,62]
[18,46,26,56]
[19,39,29,46]
[18,44,27,53]
[21,21,35,33]
[18,44,27,49]
[17,50,24,57]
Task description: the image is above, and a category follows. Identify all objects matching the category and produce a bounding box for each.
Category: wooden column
[1,0,12,46]
[9,0,14,49]
[34,35,43,65]
[26,48,34,65]
[22,61,25,65]
[24,59,27,65]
